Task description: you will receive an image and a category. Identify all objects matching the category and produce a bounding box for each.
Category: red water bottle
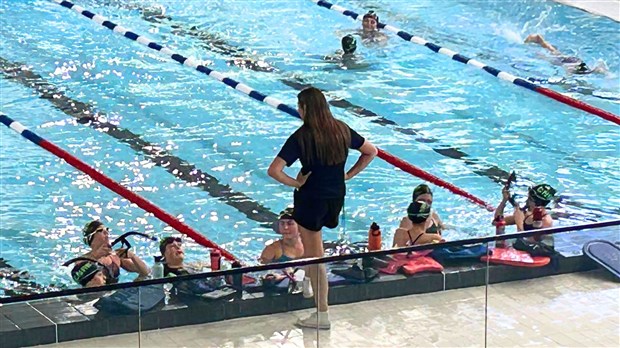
[533,207,544,229]
[210,249,221,271]
[495,215,506,248]
[368,222,382,251]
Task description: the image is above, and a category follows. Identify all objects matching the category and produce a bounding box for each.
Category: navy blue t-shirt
[277,125,365,199]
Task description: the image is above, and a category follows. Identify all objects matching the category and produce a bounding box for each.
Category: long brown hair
[296,87,351,165]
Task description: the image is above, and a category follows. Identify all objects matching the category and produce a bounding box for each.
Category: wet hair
[341,35,357,54]
[528,184,557,207]
[412,184,432,201]
[407,201,431,224]
[296,87,352,166]
[82,220,103,246]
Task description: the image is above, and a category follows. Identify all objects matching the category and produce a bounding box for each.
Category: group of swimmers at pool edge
[66,89,557,330]
[63,12,567,330]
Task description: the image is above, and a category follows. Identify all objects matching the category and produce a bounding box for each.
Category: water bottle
[231,261,243,299]
[151,256,164,279]
[210,249,221,271]
[495,215,506,248]
[368,222,382,251]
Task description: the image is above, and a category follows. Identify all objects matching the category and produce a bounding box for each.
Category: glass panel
[135,260,316,347]
[0,288,141,348]
[485,227,620,347]
[301,245,488,347]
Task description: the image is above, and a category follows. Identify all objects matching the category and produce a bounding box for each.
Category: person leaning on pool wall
[80,220,150,283]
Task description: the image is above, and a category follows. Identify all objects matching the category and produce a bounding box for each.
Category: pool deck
[34,269,619,348]
[555,0,620,21]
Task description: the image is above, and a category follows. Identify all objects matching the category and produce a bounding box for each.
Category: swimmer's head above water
[341,35,357,54]
[362,11,379,32]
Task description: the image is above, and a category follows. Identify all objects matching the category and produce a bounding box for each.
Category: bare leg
[298,225,328,312]
[525,33,559,54]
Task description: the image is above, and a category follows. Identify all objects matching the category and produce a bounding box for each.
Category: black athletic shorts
[293,190,344,232]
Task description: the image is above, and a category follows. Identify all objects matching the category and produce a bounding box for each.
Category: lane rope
[0,113,238,262]
[310,0,620,126]
[0,56,278,225]
[52,0,494,210]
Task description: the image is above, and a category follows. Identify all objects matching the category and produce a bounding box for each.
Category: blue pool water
[0,0,618,293]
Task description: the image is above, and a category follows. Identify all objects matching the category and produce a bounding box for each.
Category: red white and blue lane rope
[0,113,239,262]
[51,0,494,210]
[310,0,620,126]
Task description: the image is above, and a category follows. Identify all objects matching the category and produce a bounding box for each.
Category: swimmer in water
[359,11,388,45]
[323,35,371,70]
[524,34,608,75]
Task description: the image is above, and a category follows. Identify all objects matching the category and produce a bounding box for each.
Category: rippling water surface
[0,0,618,292]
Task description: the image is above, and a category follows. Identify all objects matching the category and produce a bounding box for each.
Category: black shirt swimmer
[524,34,608,75]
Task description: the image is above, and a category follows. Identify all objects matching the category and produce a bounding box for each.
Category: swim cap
[82,220,103,246]
[278,207,294,220]
[272,207,295,232]
[341,35,357,54]
[574,62,591,74]
[363,10,379,22]
[528,184,557,206]
[407,201,431,224]
[71,262,102,286]
[412,184,432,201]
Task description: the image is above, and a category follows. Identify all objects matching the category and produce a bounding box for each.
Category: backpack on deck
[94,284,165,315]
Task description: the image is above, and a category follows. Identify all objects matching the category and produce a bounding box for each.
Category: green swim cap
[341,35,357,54]
[529,184,557,206]
[71,262,102,286]
[407,201,431,223]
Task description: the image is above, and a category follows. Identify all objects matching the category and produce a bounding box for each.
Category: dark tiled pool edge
[0,254,599,348]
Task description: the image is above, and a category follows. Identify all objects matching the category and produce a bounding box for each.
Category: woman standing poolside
[268,87,377,330]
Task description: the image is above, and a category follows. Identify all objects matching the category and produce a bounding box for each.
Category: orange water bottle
[368,222,382,251]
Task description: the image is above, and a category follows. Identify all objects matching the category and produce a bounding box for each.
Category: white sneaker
[302,277,313,298]
[296,312,330,330]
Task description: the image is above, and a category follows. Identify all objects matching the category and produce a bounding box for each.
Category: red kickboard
[401,256,444,275]
[481,247,550,268]
[379,252,443,275]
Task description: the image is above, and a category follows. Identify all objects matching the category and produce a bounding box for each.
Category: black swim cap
[278,207,294,220]
[574,62,591,74]
[412,184,432,201]
[528,184,557,206]
[407,201,431,224]
[341,35,357,54]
